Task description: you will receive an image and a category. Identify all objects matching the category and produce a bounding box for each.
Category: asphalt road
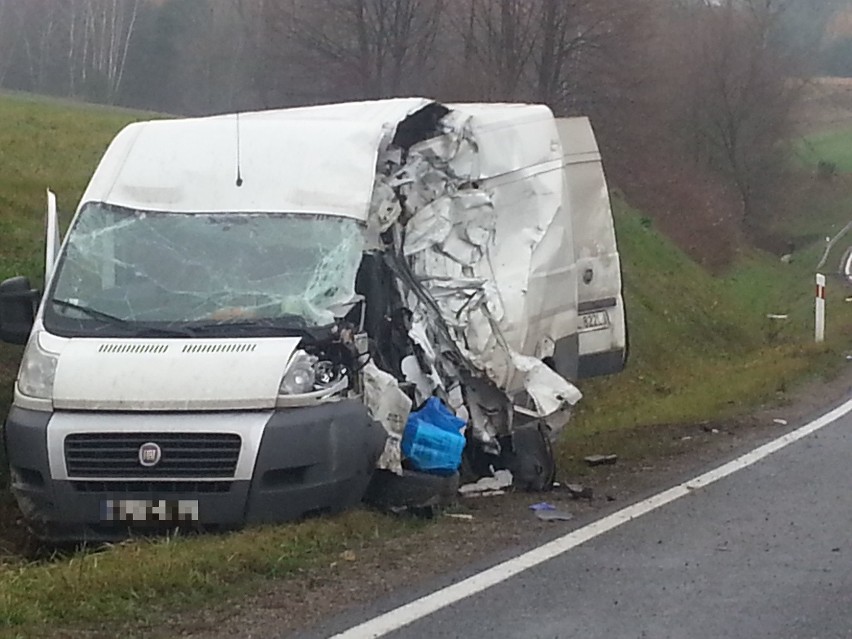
[315,396,852,639]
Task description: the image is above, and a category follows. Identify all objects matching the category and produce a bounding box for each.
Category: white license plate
[579,310,610,332]
[101,499,199,522]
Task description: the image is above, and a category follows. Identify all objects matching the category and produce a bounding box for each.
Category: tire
[363,468,460,514]
[502,422,556,492]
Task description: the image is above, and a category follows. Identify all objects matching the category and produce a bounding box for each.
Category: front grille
[64,433,241,479]
[72,480,232,494]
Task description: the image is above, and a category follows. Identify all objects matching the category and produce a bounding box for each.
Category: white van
[0,99,626,540]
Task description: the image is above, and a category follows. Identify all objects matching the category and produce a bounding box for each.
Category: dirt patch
[115,364,852,639]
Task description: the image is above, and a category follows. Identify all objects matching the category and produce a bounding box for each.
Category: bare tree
[78,0,141,102]
[0,0,21,87]
[679,0,805,218]
[462,0,538,100]
[262,0,446,100]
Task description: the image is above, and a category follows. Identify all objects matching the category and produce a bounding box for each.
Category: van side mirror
[0,277,38,345]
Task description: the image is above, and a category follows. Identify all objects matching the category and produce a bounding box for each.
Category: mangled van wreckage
[0,98,626,540]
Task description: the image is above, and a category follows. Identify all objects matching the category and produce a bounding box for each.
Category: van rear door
[556,118,627,378]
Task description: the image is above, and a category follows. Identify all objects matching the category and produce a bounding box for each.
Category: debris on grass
[565,484,594,501]
[459,470,513,497]
[444,513,474,521]
[529,502,557,512]
[584,454,618,467]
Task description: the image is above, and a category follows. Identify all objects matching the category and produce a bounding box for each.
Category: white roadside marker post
[815,273,826,343]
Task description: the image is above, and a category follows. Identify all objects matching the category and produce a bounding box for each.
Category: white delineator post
[815,273,826,343]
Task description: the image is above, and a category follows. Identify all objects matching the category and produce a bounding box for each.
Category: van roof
[79,98,556,220]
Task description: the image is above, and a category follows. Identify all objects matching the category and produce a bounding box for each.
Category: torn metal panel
[511,353,582,417]
[366,102,582,453]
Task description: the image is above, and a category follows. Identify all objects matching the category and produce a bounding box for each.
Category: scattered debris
[340,550,357,562]
[529,502,573,521]
[535,509,574,522]
[584,454,618,467]
[529,502,557,511]
[766,313,788,320]
[445,513,474,521]
[565,483,594,501]
[459,469,513,497]
[681,436,693,441]
[773,418,788,426]
[779,254,792,264]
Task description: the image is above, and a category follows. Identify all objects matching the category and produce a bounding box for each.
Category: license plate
[101,499,199,523]
[579,310,610,332]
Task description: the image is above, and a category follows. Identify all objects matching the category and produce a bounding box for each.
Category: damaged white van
[0,98,626,540]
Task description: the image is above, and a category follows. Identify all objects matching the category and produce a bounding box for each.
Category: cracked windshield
[49,203,364,329]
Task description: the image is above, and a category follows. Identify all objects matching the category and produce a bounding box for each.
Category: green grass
[0,93,850,634]
[0,511,420,630]
[0,93,149,284]
[794,128,852,174]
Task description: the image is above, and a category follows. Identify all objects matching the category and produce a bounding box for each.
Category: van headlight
[278,350,349,401]
[17,331,58,400]
[279,351,319,395]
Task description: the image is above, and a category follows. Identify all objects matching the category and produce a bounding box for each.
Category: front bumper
[3,401,387,542]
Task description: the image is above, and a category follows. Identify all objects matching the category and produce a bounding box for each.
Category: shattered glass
[49,203,364,329]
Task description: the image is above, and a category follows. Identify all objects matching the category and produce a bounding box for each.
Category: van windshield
[45,203,364,336]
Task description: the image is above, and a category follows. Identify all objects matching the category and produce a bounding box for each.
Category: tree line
[0,0,846,228]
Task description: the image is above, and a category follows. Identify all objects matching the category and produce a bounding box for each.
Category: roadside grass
[0,93,849,634]
[0,511,421,631]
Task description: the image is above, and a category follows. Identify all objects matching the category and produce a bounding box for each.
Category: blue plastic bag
[402,397,466,475]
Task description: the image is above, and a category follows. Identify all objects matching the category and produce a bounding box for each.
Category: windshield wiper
[51,298,196,338]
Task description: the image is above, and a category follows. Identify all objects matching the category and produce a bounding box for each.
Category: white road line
[330,396,852,639]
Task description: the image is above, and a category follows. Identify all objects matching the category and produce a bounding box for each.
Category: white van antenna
[235,112,244,187]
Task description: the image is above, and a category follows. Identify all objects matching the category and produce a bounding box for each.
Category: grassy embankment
[0,92,849,633]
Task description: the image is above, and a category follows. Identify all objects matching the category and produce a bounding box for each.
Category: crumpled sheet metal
[368,102,582,446]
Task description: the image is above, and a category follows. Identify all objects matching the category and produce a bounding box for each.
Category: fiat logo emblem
[138,442,162,467]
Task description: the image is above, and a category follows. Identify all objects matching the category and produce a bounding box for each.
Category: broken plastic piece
[363,362,412,475]
[402,397,466,475]
[459,469,513,496]
[529,502,557,511]
[535,509,573,522]
[584,454,618,467]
